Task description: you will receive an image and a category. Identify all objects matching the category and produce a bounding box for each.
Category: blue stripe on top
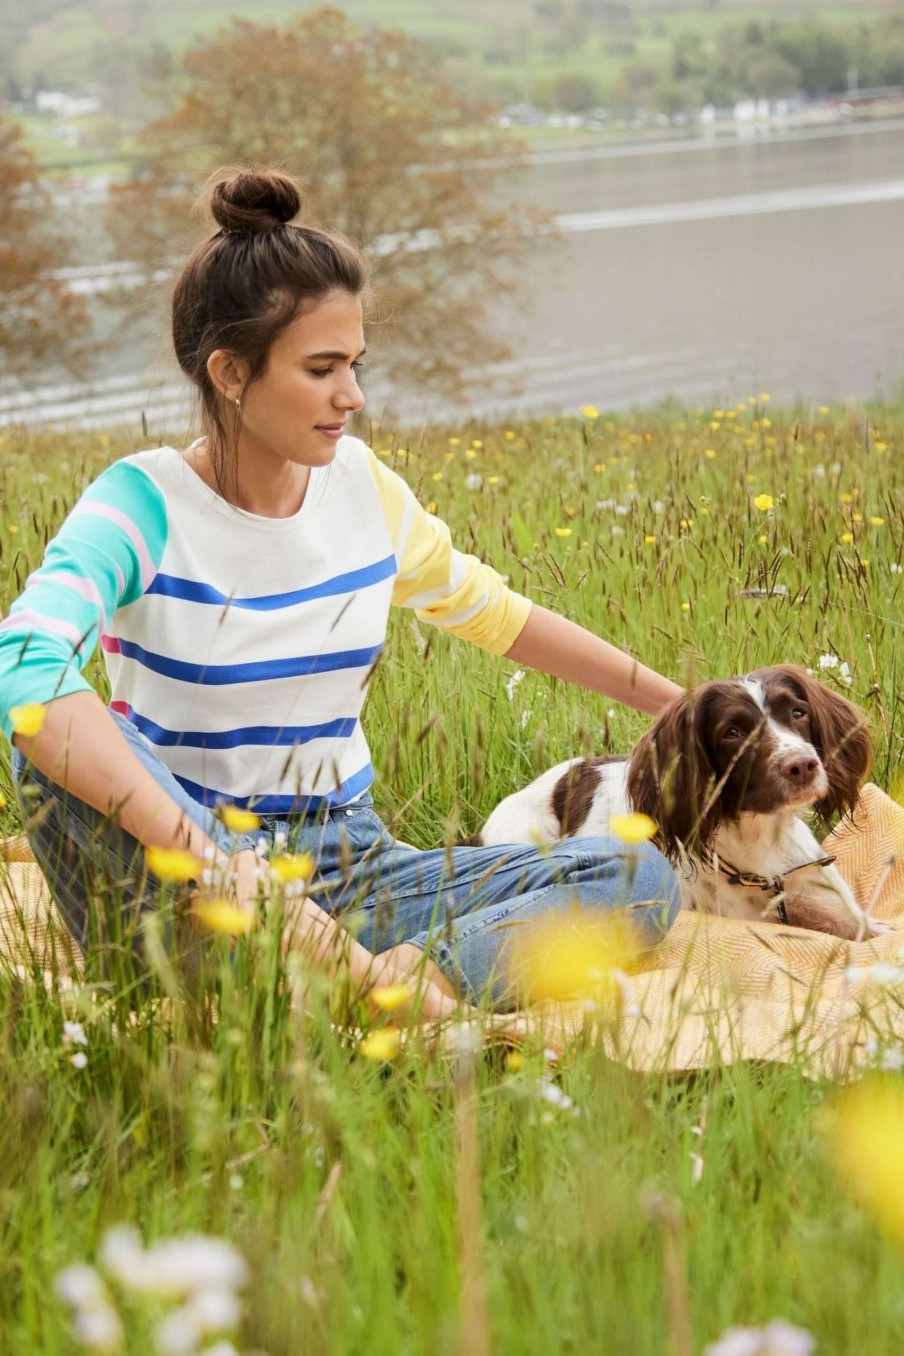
[146,553,397,610]
[174,760,376,813]
[114,638,383,685]
[121,704,358,750]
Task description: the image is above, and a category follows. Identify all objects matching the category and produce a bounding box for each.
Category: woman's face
[235,289,366,470]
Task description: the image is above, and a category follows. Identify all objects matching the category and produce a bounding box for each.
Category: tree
[106,7,546,397]
[0,116,91,377]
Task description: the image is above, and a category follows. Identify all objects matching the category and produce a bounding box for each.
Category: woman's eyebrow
[306,346,367,360]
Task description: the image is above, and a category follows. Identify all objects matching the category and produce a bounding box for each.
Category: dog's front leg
[785,863,891,939]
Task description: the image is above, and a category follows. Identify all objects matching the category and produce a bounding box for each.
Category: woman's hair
[172,167,369,499]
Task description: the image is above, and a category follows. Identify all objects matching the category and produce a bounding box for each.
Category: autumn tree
[107,7,545,396]
[0,116,90,377]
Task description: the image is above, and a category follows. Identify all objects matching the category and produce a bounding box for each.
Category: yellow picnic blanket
[3,784,903,1075]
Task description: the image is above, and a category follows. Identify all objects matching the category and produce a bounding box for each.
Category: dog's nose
[778,753,819,784]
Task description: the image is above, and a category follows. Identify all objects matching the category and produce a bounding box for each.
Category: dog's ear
[792,667,872,822]
[627,693,721,859]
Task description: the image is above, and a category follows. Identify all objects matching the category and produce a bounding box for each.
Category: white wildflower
[811,463,825,477]
[184,1286,242,1334]
[464,473,483,490]
[651,499,665,513]
[55,1263,107,1310]
[73,1303,124,1353]
[71,1052,88,1070]
[844,963,904,987]
[62,1021,88,1047]
[891,563,902,575]
[100,1226,248,1297]
[228,1173,244,1191]
[154,1306,201,1356]
[704,1319,815,1356]
[520,709,532,729]
[611,525,625,537]
[817,653,839,671]
[536,1078,581,1116]
[505,669,525,701]
[690,1151,705,1183]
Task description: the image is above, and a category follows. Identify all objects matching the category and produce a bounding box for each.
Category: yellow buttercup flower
[705,449,716,459]
[753,494,774,512]
[554,527,573,538]
[644,534,656,545]
[426,502,437,515]
[146,846,201,882]
[448,437,460,446]
[504,1050,524,1072]
[870,517,885,527]
[516,910,629,1002]
[758,534,768,545]
[504,430,516,441]
[218,804,261,833]
[841,532,854,544]
[609,812,658,844]
[680,602,691,613]
[370,982,415,1013]
[831,1078,904,1241]
[759,392,771,403]
[359,1028,402,1062]
[578,405,599,420]
[194,899,256,935]
[269,853,315,883]
[10,703,46,738]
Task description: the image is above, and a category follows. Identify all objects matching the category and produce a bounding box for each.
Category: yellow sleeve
[367,448,532,656]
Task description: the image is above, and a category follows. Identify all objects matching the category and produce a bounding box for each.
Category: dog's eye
[723,725,741,740]
[791,707,807,720]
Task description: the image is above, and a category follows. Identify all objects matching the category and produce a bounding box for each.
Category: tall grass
[0,403,902,1355]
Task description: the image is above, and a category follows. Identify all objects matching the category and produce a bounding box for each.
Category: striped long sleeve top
[0,438,532,813]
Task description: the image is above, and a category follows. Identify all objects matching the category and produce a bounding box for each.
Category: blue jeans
[12,712,681,1008]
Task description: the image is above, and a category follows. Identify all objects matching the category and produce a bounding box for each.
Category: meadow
[0,400,902,1355]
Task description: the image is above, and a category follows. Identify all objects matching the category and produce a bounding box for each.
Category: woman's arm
[504,604,682,716]
[16,691,460,1018]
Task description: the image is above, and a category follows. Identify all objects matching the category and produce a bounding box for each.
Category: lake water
[394,118,904,423]
[3,120,904,430]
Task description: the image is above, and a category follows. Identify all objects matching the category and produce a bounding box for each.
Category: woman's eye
[311,368,332,378]
[352,360,365,374]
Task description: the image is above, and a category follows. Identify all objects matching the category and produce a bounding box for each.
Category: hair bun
[208,169,302,233]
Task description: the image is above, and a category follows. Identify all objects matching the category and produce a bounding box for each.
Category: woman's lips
[316,425,345,440]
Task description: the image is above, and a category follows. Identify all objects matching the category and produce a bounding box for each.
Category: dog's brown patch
[551,758,619,836]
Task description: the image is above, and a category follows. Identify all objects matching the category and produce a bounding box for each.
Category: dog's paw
[862,915,894,937]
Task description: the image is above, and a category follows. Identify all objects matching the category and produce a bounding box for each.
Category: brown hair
[171,167,369,500]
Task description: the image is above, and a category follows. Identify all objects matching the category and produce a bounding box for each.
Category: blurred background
[1,0,903,434]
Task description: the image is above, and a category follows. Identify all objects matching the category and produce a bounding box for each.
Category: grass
[0,401,903,1354]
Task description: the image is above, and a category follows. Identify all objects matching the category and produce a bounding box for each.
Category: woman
[0,169,682,1016]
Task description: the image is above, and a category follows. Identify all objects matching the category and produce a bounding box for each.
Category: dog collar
[704,852,837,925]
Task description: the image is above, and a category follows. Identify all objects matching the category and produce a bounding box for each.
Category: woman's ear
[206,349,249,405]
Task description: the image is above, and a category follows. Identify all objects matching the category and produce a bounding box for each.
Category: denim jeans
[12,711,681,1008]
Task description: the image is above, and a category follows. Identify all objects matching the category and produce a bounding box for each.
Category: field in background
[0,402,902,1354]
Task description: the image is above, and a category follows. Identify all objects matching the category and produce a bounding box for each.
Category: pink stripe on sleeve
[69,501,157,591]
[0,609,87,651]
[46,571,109,631]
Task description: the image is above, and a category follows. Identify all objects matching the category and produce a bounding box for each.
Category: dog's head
[626,665,871,858]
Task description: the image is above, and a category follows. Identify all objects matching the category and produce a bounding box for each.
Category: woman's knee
[625,840,681,940]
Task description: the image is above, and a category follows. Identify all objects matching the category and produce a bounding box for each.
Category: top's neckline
[162,443,321,529]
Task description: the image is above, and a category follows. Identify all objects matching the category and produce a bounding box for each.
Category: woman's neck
[184,439,311,519]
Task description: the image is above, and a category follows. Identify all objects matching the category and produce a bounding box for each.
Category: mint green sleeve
[0,460,167,742]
